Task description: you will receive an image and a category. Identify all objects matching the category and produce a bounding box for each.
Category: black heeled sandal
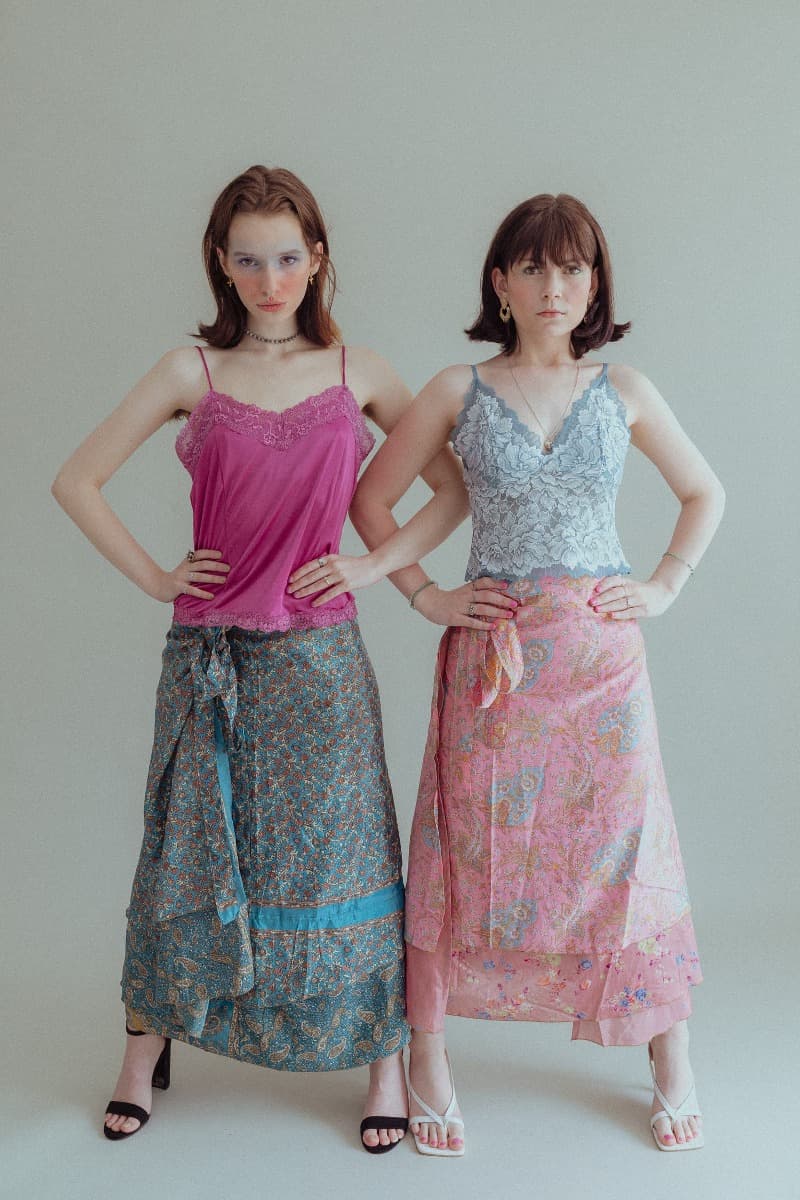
[103,1026,172,1141]
[360,1115,409,1155]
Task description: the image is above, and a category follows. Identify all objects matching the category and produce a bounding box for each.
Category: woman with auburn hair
[293,193,725,1155]
[52,164,469,1153]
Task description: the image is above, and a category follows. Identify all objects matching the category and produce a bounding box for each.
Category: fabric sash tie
[476,616,525,709]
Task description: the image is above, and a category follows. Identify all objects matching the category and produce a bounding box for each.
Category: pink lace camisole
[172,345,375,633]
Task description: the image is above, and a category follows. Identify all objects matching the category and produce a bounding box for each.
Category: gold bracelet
[409,579,437,609]
[662,551,695,575]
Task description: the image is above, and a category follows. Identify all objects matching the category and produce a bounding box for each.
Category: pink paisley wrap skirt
[405,576,701,1046]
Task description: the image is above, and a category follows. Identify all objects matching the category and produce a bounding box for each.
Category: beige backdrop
[3,2,798,1198]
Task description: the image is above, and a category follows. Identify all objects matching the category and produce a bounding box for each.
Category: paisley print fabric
[405,577,702,1046]
[122,621,409,1071]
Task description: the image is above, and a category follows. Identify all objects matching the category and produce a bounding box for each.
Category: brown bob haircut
[466,194,630,358]
[196,165,340,349]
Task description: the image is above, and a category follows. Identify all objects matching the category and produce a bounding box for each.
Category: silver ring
[318,557,326,567]
[324,575,330,585]
[187,550,196,562]
[468,601,475,617]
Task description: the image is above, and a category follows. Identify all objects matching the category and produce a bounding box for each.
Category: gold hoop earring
[499,299,512,324]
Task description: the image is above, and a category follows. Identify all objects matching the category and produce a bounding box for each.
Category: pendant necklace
[508,362,580,453]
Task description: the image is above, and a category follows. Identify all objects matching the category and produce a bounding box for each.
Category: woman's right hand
[153,549,230,603]
[413,577,518,629]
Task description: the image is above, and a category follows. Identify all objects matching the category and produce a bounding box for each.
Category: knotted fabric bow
[476,616,525,709]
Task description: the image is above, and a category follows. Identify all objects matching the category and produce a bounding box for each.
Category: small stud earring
[499,298,512,324]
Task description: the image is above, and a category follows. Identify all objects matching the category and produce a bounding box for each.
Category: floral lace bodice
[451,364,631,581]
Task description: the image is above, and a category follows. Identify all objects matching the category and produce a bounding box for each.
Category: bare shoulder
[342,344,395,387]
[156,345,210,409]
[607,363,667,425]
[423,363,474,400]
[433,362,474,390]
[340,345,410,419]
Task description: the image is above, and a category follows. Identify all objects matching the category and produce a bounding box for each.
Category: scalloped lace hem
[465,562,631,583]
[172,600,358,633]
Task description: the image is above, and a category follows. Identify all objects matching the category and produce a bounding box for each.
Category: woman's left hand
[287,552,383,606]
[589,575,675,619]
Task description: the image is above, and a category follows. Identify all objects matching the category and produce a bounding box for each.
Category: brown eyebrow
[230,247,305,256]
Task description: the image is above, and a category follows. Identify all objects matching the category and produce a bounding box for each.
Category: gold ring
[324,575,330,585]
[468,601,475,617]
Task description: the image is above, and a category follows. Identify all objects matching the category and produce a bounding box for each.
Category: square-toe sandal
[408,1058,465,1158]
[648,1043,704,1152]
[103,1027,172,1142]
[359,1115,410,1155]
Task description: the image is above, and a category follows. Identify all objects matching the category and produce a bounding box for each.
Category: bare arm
[289,361,517,627]
[591,365,726,619]
[354,359,471,595]
[51,348,229,602]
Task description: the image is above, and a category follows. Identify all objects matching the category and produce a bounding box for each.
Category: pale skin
[52,209,474,1148]
[291,253,725,1151]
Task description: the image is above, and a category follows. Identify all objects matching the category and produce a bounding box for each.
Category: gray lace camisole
[451,363,632,582]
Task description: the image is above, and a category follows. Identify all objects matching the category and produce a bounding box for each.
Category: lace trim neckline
[456,363,627,454]
[176,384,375,472]
[197,382,356,420]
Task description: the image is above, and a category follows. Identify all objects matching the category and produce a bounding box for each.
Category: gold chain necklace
[507,362,580,454]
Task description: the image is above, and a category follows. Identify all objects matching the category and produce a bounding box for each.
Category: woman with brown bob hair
[297,193,725,1155]
[52,164,471,1153]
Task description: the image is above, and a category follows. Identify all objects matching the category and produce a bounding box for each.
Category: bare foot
[104,1032,167,1136]
[361,1050,408,1151]
[649,1020,703,1148]
[408,1030,464,1153]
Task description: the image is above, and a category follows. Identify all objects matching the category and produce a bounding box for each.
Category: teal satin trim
[213,706,247,925]
[250,880,405,932]
[212,698,403,933]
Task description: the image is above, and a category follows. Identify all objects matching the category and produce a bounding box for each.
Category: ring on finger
[187,550,196,562]
[324,575,330,584]
[318,557,326,567]
[467,601,476,617]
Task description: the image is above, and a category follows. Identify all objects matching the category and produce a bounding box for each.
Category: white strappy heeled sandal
[648,1043,704,1151]
[408,1056,465,1157]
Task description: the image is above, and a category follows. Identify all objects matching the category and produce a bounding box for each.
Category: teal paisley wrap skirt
[121,621,409,1071]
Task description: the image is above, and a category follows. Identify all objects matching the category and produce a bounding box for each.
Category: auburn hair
[196,165,340,348]
[466,194,630,357]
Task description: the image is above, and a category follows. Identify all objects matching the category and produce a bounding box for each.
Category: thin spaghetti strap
[196,346,213,392]
[341,344,347,387]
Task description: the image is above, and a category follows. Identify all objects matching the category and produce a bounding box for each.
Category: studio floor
[3,924,791,1200]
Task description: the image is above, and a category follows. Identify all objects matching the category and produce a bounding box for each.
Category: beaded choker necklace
[245,329,300,345]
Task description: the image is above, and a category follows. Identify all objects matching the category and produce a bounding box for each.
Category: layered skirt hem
[121,620,409,1073]
[405,577,702,1047]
